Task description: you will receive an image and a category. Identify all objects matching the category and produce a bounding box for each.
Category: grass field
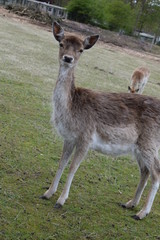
[1,12,160,240]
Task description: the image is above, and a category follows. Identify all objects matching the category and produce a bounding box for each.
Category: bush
[67,0,93,24]
[104,0,134,34]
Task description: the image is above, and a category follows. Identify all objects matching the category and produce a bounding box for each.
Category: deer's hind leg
[42,140,75,199]
[122,154,150,209]
[133,155,160,220]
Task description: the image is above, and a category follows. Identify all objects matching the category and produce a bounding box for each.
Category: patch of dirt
[0,5,160,62]
[0,5,52,31]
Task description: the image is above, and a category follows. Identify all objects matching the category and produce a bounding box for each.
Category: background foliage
[66,0,160,35]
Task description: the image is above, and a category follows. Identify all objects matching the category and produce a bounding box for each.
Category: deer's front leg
[55,144,88,207]
[41,140,75,199]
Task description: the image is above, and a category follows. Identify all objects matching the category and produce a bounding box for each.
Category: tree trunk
[133,0,147,33]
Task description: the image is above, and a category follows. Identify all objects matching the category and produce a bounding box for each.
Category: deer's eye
[79,49,83,53]
[59,43,64,48]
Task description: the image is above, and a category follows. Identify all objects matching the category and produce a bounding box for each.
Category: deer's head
[53,21,99,68]
[128,86,139,93]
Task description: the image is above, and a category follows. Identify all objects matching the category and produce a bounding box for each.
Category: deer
[128,67,150,94]
[41,21,160,220]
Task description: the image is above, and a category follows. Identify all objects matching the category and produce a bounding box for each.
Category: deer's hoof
[120,203,127,208]
[132,215,141,220]
[54,203,63,209]
[119,202,135,209]
[39,195,49,200]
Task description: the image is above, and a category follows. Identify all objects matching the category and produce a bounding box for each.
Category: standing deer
[128,67,150,94]
[41,21,160,220]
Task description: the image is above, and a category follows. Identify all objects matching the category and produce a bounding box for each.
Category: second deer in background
[128,67,150,94]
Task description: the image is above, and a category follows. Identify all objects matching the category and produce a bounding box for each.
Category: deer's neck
[54,65,75,109]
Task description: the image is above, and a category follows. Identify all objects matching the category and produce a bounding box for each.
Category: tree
[143,1,160,36]
[66,0,159,35]
[67,0,93,23]
[103,0,134,33]
[132,0,160,33]
[67,0,134,33]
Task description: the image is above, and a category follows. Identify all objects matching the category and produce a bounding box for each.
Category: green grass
[1,13,160,240]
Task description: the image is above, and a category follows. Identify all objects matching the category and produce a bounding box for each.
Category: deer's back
[54,87,160,146]
[72,89,160,129]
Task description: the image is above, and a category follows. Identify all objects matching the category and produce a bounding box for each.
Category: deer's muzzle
[63,55,74,64]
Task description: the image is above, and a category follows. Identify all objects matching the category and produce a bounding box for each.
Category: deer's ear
[53,21,64,42]
[83,35,99,50]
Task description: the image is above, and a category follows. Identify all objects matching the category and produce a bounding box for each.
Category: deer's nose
[63,55,74,63]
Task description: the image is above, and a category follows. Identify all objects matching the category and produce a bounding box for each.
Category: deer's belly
[90,132,135,156]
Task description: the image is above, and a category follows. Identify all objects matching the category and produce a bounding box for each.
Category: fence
[0,0,68,19]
